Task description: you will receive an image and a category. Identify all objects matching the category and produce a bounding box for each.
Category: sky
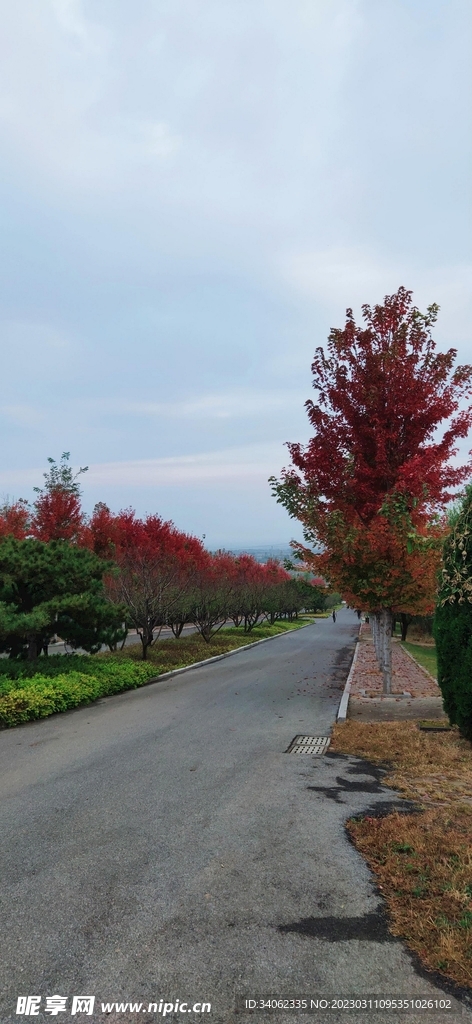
[0,0,471,548]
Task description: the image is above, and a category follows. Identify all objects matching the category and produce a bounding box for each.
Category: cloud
[0,0,362,199]
[138,120,181,159]
[0,321,74,381]
[0,405,44,428]
[0,3,178,190]
[49,0,101,50]
[279,245,472,346]
[280,245,389,306]
[2,320,71,350]
[83,443,287,488]
[98,391,301,420]
[0,440,290,491]
[0,468,41,491]
[0,443,289,494]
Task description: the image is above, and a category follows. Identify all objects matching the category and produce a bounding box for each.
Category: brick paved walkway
[350,623,440,698]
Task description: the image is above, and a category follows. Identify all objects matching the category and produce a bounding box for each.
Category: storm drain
[286,735,331,755]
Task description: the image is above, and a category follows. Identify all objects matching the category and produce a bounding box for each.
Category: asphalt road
[0,610,468,1024]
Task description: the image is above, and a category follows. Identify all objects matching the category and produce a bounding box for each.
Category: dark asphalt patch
[343,760,386,782]
[307,754,394,803]
[325,755,420,815]
[307,776,386,801]
[349,799,420,819]
[278,909,394,942]
[306,771,387,801]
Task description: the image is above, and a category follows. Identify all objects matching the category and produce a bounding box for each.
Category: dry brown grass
[331,721,472,989]
[331,721,472,806]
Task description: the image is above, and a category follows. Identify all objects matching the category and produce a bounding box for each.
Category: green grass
[0,618,311,728]
[401,641,437,680]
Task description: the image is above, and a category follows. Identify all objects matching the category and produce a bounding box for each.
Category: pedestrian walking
[332,609,336,623]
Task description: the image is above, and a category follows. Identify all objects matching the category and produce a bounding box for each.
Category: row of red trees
[88,506,312,655]
[0,456,325,658]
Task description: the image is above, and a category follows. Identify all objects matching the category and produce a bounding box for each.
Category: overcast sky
[0,0,471,547]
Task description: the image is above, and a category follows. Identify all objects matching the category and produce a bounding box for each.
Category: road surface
[0,610,467,1023]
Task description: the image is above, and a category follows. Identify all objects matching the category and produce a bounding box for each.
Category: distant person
[332,609,336,622]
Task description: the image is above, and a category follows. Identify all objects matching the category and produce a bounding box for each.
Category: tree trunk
[170,621,184,637]
[371,613,380,664]
[380,609,393,694]
[27,634,38,661]
[400,613,410,642]
[138,629,152,660]
[370,611,393,693]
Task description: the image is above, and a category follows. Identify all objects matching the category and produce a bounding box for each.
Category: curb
[337,629,361,722]
[139,621,317,689]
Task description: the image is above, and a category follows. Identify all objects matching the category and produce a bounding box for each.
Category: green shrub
[435,485,472,742]
[0,673,100,726]
[434,602,472,741]
[0,656,155,692]
[0,654,106,683]
[0,662,157,727]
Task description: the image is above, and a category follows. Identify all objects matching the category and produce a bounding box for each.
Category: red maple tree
[188,551,238,641]
[229,555,290,631]
[272,287,472,691]
[94,509,207,658]
[31,453,88,543]
[0,500,30,539]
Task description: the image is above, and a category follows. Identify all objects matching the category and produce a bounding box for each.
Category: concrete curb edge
[337,629,361,722]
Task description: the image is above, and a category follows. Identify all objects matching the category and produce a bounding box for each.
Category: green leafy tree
[294,578,327,613]
[56,594,127,654]
[0,537,123,659]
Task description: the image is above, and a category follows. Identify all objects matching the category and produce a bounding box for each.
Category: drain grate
[286,735,331,755]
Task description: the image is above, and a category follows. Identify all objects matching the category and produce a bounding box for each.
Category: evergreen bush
[435,486,472,741]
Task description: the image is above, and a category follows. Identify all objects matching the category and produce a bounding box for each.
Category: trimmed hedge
[0,662,157,727]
